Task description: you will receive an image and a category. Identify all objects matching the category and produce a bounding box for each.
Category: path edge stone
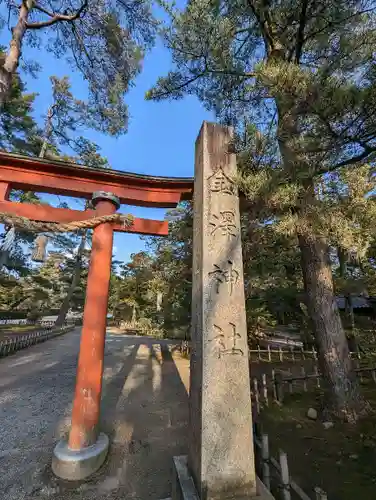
[170,455,275,500]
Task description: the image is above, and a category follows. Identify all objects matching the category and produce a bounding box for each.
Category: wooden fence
[0,325,75,358]
[0,317,80,326]
[179,341,373,364]
[251,366,376,499]
[251,365,376,410]
[254,432,328,500]
[248,345,370,363]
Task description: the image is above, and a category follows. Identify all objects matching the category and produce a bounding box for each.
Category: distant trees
[108,204,193,336]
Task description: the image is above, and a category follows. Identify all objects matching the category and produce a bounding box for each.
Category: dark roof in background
[336,296,372,309]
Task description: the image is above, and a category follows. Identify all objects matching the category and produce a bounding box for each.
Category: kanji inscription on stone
[208,260,239,295]
[208,167,235,195]
[209,325,226,358]
[209,322,244,358]
[209,210,237,238]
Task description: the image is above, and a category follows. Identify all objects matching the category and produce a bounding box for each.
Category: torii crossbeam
[0,151,193,480]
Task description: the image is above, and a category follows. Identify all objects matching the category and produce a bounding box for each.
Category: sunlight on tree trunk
[0,0,33,104]
[298,230,370,422]
[39,104,56,159]
[131,304,137,327]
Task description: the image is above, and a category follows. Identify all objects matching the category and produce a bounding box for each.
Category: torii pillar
[52,191,120,480]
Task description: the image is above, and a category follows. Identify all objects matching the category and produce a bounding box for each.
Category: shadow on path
[0,331,190,500]
[86,340,189,500]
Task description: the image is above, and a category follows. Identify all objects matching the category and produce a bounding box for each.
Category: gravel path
[0,329,189,500]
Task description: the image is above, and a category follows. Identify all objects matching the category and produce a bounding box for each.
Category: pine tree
[148,1,376,421]
[108,204,193,336]
[35,75,115,325]
[38,75,111,166]
[0,55,42,277]
[0,48,39,155]
[241,214,303,338]
[0,0,156,132]
[142,203,193,333]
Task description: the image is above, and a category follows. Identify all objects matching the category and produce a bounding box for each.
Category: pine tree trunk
[298,231,368,422]
[131,304,136,326]
[0,0,33,105]
[39,136,49,160]
[39,104,56,158]
[55,233,86,327]
[111,286,120,324]
[275,92,368,421]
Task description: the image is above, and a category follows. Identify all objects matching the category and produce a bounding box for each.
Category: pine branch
[314,146,376,179]
[328,147,376,171]
[208,68,256,78]
[246,0,275,53]
[302,8,375,46]
[150,72,206,99]
[26,1,88,30]
[295,0,309,63]
[71,22,95,69]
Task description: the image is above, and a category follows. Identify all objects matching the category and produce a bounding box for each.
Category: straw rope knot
[0,212,133,233]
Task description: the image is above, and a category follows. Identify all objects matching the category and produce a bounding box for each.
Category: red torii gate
[0,151,193,480]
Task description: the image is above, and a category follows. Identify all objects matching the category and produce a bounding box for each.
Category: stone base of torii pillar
[52,433,109,482]
[164,123,275,500]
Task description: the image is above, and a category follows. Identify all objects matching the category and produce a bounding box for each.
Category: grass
[259,384,376,500]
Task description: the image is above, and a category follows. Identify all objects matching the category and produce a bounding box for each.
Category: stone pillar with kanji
[187,122,258,499]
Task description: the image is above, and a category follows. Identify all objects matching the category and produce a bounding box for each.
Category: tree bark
[0,0,33,105]
[274,88,368,421]
[131,304,136,326]
[111,283,120,323]
[298,230,368,421]
[55,233,86,327]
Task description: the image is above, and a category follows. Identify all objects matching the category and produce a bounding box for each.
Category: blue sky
[0,8,213,263]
